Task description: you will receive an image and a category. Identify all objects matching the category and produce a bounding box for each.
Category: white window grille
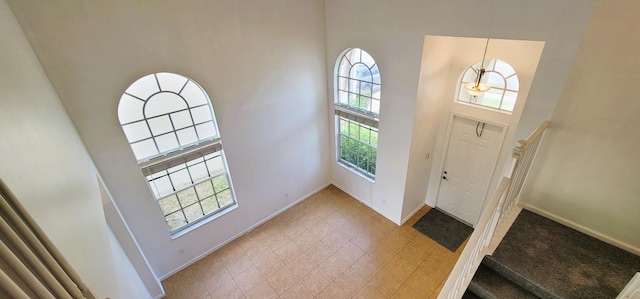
[335,48,381,179]
[118,72,237,234]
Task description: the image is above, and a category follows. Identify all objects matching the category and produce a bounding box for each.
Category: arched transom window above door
[458,58,519,112]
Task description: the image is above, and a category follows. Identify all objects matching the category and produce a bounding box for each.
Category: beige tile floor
[162,185,466,298]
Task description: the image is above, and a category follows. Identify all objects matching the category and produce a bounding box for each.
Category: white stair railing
[438,120,551,299]
[617,273,640,299]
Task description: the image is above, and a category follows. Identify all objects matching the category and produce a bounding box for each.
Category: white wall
[523,0,640,254]
[108,229,153,299]
[7,0,330,278]
[325,0,595,225]
[100,178,161,298]
[0,1,147,297]
[402,36,456,223]
[416,37,544,226]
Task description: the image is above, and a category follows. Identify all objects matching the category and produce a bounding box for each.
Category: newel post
[513,140,526,159]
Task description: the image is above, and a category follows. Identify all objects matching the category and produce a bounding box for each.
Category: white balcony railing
[438,121,551,299]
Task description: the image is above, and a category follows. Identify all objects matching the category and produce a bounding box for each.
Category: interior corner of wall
[96,175,164,298]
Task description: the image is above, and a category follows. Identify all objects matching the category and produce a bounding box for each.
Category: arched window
[458,58,519,112]
[118,72,236,235]
[335,48,381,179]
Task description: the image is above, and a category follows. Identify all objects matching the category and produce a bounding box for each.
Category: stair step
[467,263,539,299]
[482,255,561,299]
[462,290,483,299]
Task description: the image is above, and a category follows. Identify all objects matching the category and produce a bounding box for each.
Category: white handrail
[438,121,551,299]
[514,121,550,155]
[441,177,511,298]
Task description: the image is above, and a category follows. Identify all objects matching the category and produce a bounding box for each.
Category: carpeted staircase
[463,209,640,299]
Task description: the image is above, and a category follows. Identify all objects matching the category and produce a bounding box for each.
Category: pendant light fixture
[464,38,491,96]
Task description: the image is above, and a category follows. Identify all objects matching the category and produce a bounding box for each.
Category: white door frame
[434,113,508,226]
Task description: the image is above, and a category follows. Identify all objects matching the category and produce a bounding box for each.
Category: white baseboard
[523,204,640,256]
[329,181,371,208]
[160,182,331,280]
[329,181,402,225]
[400,203,429,226]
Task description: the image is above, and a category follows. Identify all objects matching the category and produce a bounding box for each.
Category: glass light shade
[464,82,491,96]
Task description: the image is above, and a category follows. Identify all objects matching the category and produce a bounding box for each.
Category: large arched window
[458,58,519,112]
[118,72,237,235]
[335,48,381,179]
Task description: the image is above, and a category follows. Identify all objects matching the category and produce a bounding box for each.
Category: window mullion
[139,139,221,172]
[178,79,190,95]
[144,118,162,155]
[334,105,379,126]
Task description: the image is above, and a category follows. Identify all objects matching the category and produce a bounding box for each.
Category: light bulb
[464,82,491,96]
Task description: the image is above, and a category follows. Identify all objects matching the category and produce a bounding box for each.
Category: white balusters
[439,121,550,299]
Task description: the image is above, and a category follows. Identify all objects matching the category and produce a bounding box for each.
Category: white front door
[436,116,505,226]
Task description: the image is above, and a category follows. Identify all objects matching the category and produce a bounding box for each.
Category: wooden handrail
[525,120,551,145]
[513,120,550,158]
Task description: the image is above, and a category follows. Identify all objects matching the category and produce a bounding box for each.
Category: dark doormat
[412,208,473,252]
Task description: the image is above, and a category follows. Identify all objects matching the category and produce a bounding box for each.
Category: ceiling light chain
[464,38,492,96]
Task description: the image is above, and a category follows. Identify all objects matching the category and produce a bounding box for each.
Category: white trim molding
[523,204,640,256]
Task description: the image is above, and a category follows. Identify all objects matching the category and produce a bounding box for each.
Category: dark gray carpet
[468,263,538,299]
[481,255,559,298]
[462,290,483,299]
[413,208,473,252]
[490,209,640,299]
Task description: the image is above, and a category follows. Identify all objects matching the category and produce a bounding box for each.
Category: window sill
[337,161,375,183]
[455,100,513,115]
[169,203,239,239]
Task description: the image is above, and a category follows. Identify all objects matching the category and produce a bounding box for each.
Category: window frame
[334,48,381,180]
[118,72,237,236]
